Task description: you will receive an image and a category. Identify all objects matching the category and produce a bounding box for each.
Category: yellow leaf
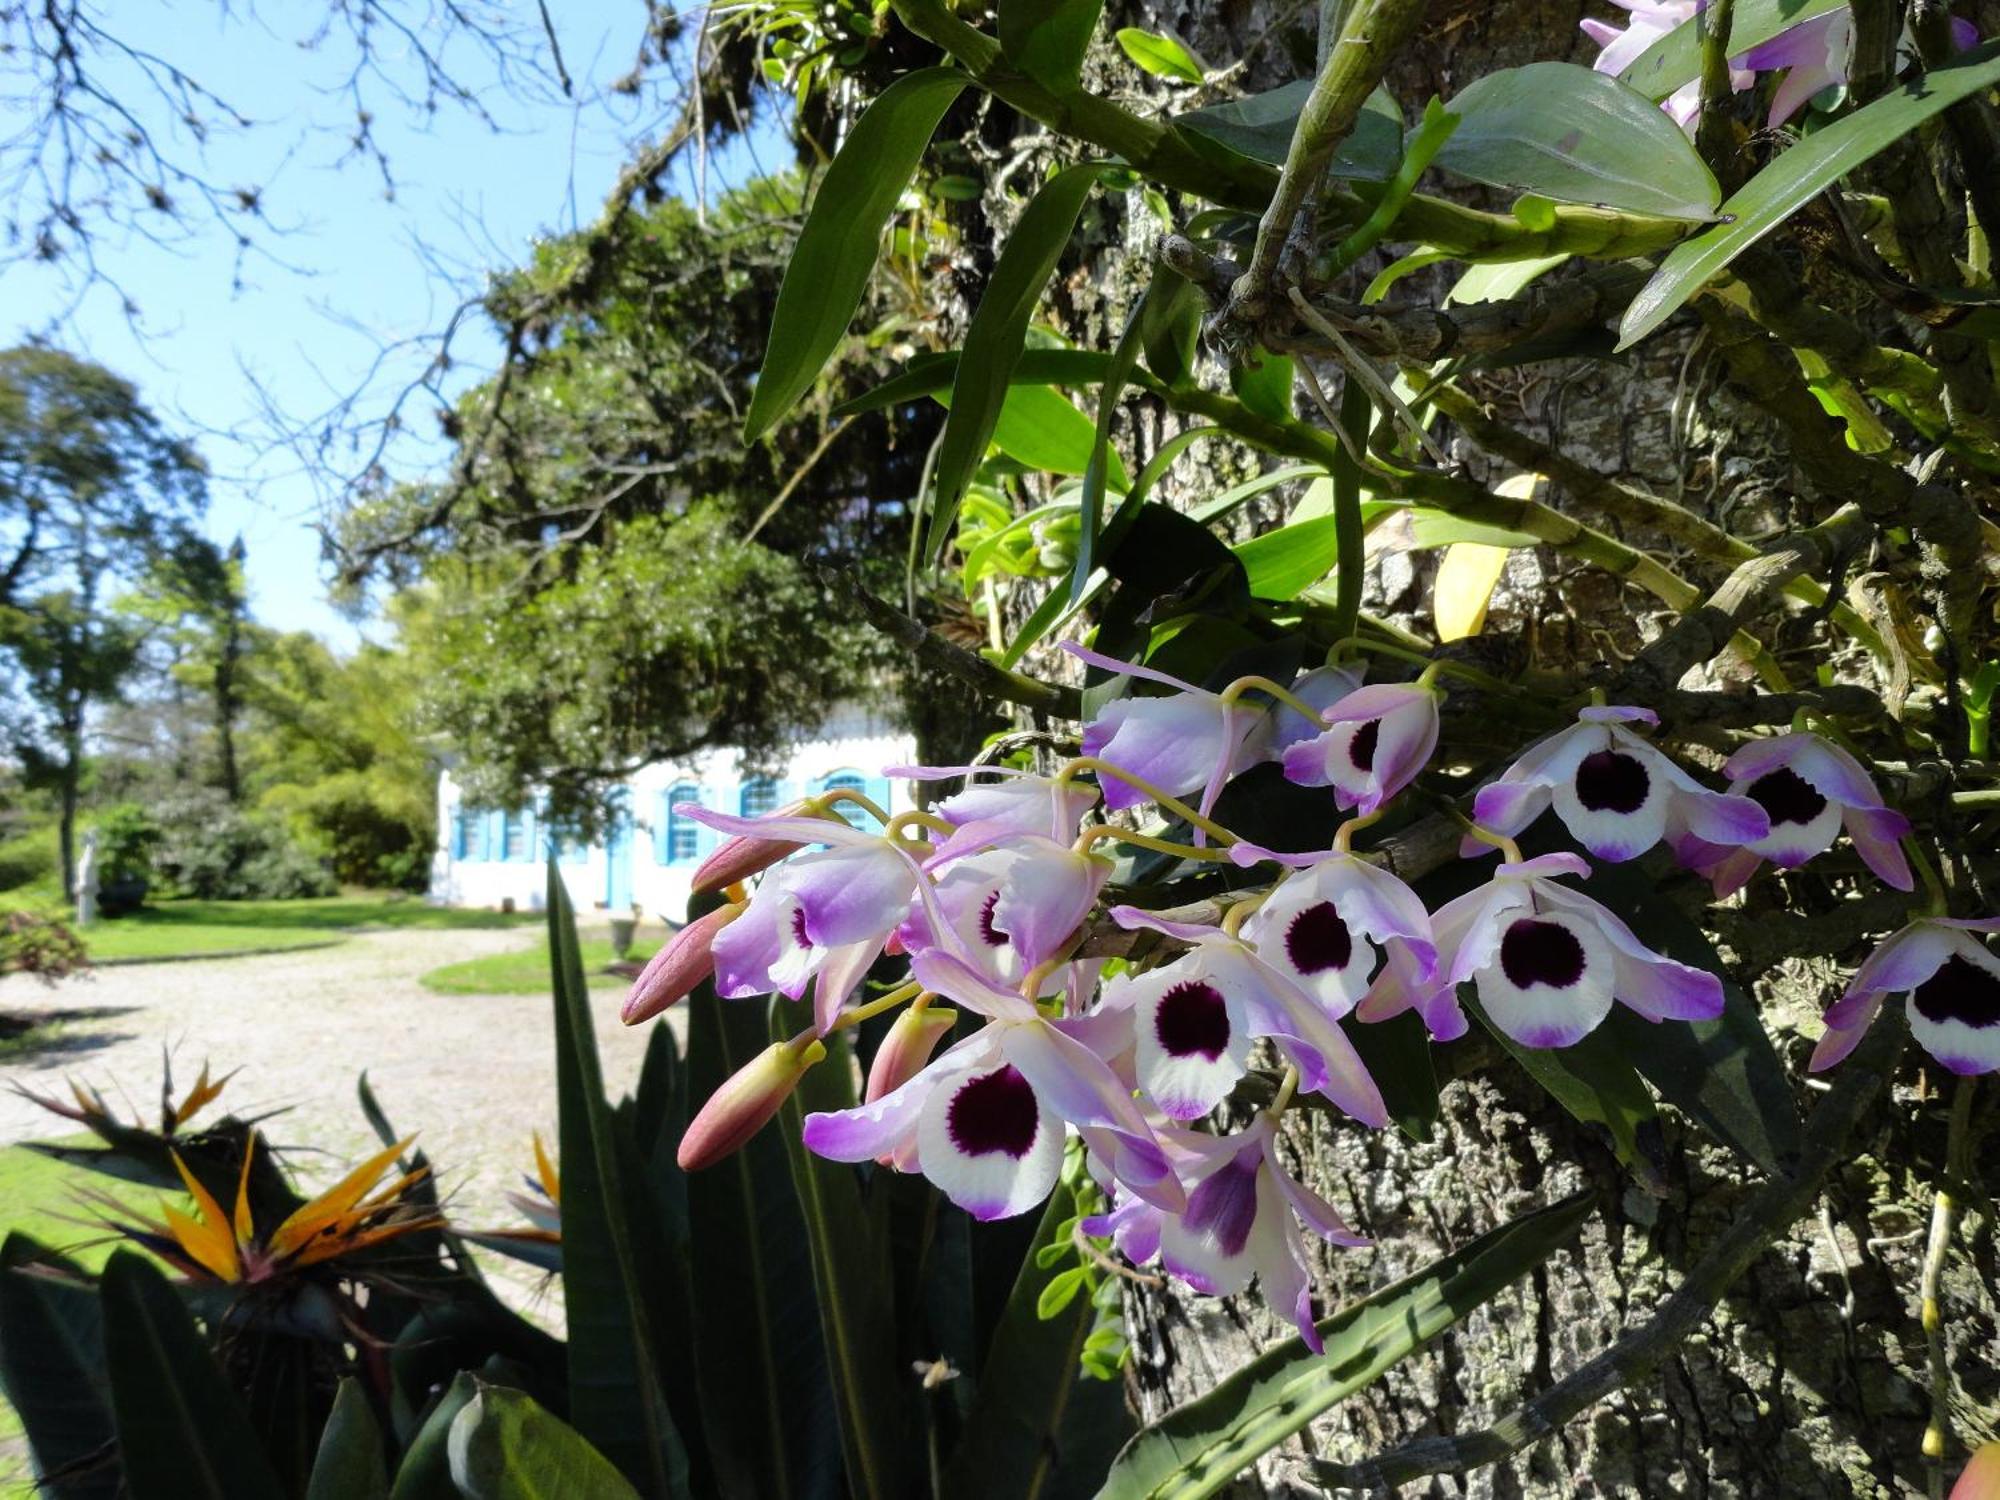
[1435,542,1511,641]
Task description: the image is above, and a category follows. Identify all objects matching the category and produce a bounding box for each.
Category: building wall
[428,705,917,923]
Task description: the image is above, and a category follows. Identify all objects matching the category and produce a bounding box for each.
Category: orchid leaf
[830,350,1116,419]
[1000,0,1104,92]
[1176,83,1403,177]
[1618,0,1844,101]
[1115,27,1203,82]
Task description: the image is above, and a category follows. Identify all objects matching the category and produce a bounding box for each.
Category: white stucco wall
[429,704,917,924]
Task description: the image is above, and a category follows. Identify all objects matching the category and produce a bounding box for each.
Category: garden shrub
[149,789,337,900]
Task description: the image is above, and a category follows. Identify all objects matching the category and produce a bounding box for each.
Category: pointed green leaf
[1434,62,1719,220]
[307,1378,388,1500]
[1176,81,1403,175]
[98,1250,285,1500]
[0,1235,116,1500]
[1346,1010,1440,1143]
[390,1371,480,1500]
[928,162,1101,559]
[830,349,1117,420]
[546,864,689,1496]
[1618,0,1844,101]
[1000,0,1105,92]
[1228,349,1295,423]
[1136,264,1203,386]
[745,68,968,439]
[447,1383,640,1500]
[1096,1193,1596,1500]
[1115,27,1203,83]
[1620,42,2000,348]
[1075,292,1152,606]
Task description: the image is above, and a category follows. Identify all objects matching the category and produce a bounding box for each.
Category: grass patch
[49,893,543,964]
[422,937,659,995]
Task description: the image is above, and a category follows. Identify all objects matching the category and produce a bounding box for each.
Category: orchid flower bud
[677,1035,827,1171]
[865,1005,957,1105]
[1951,1443,2000,1500]
[622,902,743,1025]
[690,798,815,894]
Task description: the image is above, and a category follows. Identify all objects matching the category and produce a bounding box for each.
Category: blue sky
[4,2,786,648]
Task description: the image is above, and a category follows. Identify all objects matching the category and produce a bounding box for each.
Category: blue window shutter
[451,813,466,860]
[520,809,537,863]
[487,810,505,862]
[697,785,723,857]
[869,775,893,820]
[654,791,670,864]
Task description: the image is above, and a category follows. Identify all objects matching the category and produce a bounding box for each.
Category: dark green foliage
[148,788,336,901]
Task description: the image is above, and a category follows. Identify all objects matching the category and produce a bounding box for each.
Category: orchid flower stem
[1073,825,1240,864]
[1904,838,1949,914]
[885,809,957,840]
[1267,1065,1301,1120]
[1588,685,1608,708]
[1221,895,1268,938]
[830,982,928,1033]
[1218,674,1329,731]
[814,788,894,826]
[1334,809,1384,852]
[1327,636,1513,695]
[1054,756,1242,846]
[1919,1076,1976,1486]
[1464,822,1525,865]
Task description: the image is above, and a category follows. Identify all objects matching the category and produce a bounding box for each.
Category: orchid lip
[1500,918,1587,989]
[1910,954,2000,1029]
[1285,903,1353,975]
[947,1067,1041,1159]
[1157,981,1232,1060]
[1744,765,1828,828]
[1573,750,1650,814]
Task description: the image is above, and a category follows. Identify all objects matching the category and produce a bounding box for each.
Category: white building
[430,704,917,922]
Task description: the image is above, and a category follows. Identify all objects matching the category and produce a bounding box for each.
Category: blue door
[605,814,634,910]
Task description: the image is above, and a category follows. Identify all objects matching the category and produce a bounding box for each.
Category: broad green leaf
[1346,1010,1441,1143]
[1434,62,1720,220]
[744,68,967,439]
[1445,253,1570,305]
[943,1177,1134,1499]
[1176,83,1402,177]
[1115,27,1203,83]
[1407,509,1540,549]
[832,349,1116,419]
[1095,1193,1596,1500]
[448,1383,641,1500]
[1618,0,1844,101]
[1228,349,1295,423]
[1190,463,1321,524]
[0,1235,116,1500]
[928,163,1101,559]
[390,1371,480,1500]
[1232,513,1343,600]
[1620,42,2000,348]
[98,1251,285,1500]
[307,1379,389,1500]
[1000,0,1105,92]
[546,865,689,1496]
[988,384,1128,484]
[775,1021,913,1500]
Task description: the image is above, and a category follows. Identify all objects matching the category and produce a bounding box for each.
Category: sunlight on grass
[421,937,659,995]
[54,893,544,964]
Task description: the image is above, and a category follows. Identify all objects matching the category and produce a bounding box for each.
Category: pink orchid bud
[677,1036,827,1171]
[690,798,814,895]
[1952,1444,2000,1500]
[622,903,743,1025]
[865,1006,956,1105]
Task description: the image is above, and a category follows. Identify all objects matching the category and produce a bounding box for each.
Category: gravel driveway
[0,925,660,1274]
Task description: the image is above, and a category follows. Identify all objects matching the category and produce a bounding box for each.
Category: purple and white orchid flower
[1467,705,1768,864]
[1281,680,1441,816]
[896,834,1112,987]
[1084,1115,1367,1352]
[1062,641,1264,825]
[1811,916,2000,1076]
[1675,731,1913,897]
[1104,905,1391,1127]
[1364,852,1725,1048]
[1244,662,1363,765]
[801,949,1183,1218]
[1580,0,1750,128]
[1235,844,1443,1029]
[887,763,1099,861]
[1740,8,1978,125]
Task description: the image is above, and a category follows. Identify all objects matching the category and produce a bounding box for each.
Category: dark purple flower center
[1574,750,1651,814]
[1183,1151,1261,1257]
[1745,766,1827,828]
[789,905,813,950]
[1348,719,1381,772]
[1285,902,1353,975]
[1911,954,2000,1030]
[1500,918,1587,989]
[977,889,1006,947]
[1156,981,1231,1060]
[947,1066,1040,1158]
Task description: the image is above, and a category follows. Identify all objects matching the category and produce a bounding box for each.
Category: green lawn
[76,893,540,963]
[421,936,659,995]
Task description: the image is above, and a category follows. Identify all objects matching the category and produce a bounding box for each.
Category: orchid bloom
[1580,0,1750,128]
[801,949,1182,1219]
[1365,852,1724,1048]
[1062,641,1264,823]
[1675,730,1913,898]
[1467,705,1768,864]
[1084,1114,1367,1353]
[896,835,1112,988]
[1244,662,1362,766]
[1280,680,1441,816]
[1236,844,1445,1032]
[691,806,928,1035]
[887,763,1099,860]
[1811,916,2000,1076]
[1741,9,1978,125]
[1103,905,1390,1127]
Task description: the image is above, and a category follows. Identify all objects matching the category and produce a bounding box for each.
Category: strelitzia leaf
[0,1234,116,1500]
[447,1382,641,1500]
[744,68,968,439]
[1095,1193,1596,1500]
[1619,43,2000,348]
[306,1378,388,1500]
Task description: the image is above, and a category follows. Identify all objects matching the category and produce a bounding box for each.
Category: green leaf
[775,1021,913,1500]
[744,68,968,439]
[447,1383,641,1500]
[98,1250,285,1500]
[1000,0,1105,92]
[390,1371,480,1500]
[1190,463,1321,524]
[1115,27,1203,83]
[1177,83,1402,177]
[307,1378,389,1500]
[0,1235,116,1500]
[928,163,1101,559]
[1620,42,2000,348]
[1096,1193,1596,1500]
[1136,264,1203,387]
[943,1178,1133,1500]
[1075,289,1154,606]
[545,864,689,1496]
[1618,0,1844,101]
[1407,509,1541,549]
[1433,62,1720,220]
[987,384,1128,484]
[1228,349,1295,423]
[1466,989,1665,1189]
[830,349,1116,419]
[1347,1010,1440,1143]
[1232,513,1343,600]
